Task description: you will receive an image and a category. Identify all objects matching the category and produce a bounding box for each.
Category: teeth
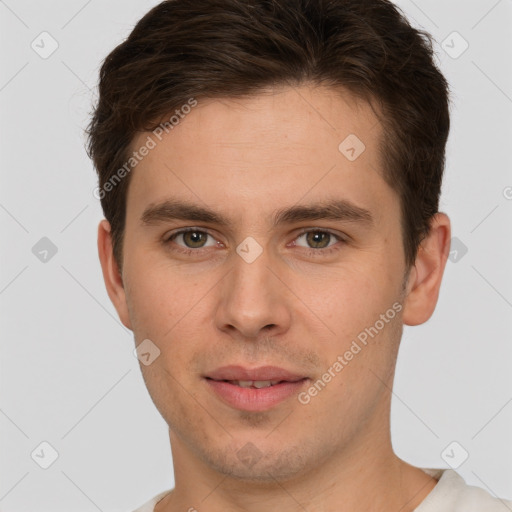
[233,380,281,388]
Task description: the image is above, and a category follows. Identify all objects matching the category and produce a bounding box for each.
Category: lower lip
[205,378,309,412]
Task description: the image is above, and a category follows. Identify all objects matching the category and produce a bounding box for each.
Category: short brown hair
[86,0,450,270]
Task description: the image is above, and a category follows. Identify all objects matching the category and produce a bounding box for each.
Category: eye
[293,229,346,255]
[292,228,349,258]
[163,227,346,258]
[166,228,220,252]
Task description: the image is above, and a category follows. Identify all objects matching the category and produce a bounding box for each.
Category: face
[99,84,445,482]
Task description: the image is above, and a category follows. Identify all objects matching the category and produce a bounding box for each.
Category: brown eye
[292,229,347,257]
[305,231,332,249]
[181,231,208,248]
[167,229,217,250]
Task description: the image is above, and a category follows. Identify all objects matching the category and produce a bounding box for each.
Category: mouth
[204,364,307,383]
[205,378,305,388]
[203,366,309,411]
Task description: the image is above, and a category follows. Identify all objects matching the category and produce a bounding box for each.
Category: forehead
[125,84,391,225]
[150,85,380,157]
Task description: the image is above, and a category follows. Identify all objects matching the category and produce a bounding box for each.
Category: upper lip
[205,365,307,382]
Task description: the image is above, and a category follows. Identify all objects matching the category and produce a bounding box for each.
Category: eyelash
[164,227,347,258]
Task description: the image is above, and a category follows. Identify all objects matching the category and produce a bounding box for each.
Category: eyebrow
[140,198,374,229]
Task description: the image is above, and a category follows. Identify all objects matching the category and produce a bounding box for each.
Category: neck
[156,410,438,512]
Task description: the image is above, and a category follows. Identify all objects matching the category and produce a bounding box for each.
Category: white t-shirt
[131,468,512,511]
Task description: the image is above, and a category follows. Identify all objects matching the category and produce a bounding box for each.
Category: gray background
[1,0,511,510]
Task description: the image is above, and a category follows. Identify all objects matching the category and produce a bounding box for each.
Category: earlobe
[402,213,451,326]
[97,220,132,330]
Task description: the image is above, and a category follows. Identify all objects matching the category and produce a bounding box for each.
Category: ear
[97,219,132,330]
[402,212,451,326]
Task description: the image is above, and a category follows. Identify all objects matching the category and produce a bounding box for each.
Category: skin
[98,84,451,511]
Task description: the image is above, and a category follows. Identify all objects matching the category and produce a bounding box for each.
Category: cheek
[124,262,184,341]
[124,260,213,379]
[138,360,194,434]
[125,279,159,330]
[299,263,403,380]
[302,264,396,328]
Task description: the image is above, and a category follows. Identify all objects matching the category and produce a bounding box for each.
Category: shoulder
[415,468,512,511]
[131,490,172,512]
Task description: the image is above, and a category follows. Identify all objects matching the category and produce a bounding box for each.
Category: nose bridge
[216,240,290,338]
[235,248,274,301]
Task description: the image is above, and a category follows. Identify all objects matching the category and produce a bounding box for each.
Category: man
[87,0,511,510]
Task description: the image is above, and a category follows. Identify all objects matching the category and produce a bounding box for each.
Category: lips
[205,365,306,382]
[204,365,309,411]
[227,380,283,388]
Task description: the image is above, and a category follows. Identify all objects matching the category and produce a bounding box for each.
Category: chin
[199,438,316,483]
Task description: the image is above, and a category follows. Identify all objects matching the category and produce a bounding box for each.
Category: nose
[214,243,292,340]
